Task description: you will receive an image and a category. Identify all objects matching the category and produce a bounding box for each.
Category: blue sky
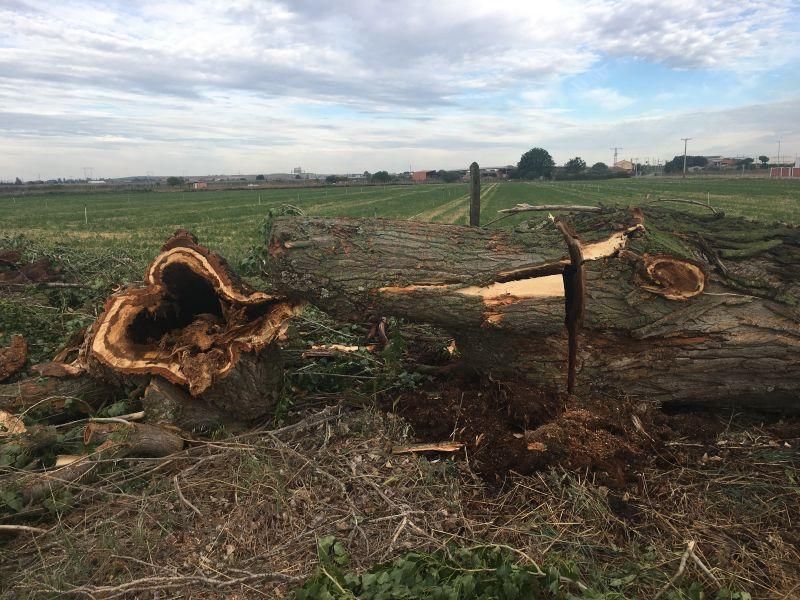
[1,0,798,179]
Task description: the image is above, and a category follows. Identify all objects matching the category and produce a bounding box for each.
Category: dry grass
[1,402,797,599]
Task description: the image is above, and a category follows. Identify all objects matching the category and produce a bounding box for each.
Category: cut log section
[263,208,800,410]
[82,230,303,420]
[0,368,113,413]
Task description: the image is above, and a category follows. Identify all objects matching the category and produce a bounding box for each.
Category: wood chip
[0,410,26,436]
[55,454,86,467]
[526,441,548,452]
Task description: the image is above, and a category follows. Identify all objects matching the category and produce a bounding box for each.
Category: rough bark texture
[81,229,301,421]
[142,377,232,432]
[0,372,113,413]
[262,208,800,410]
[18,422,183,505]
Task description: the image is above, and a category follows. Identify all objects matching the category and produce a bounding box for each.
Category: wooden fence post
[469,162,480,226]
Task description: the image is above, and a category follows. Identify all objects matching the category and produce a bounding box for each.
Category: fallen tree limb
[17,422,184,505]
[498,203,603,214]
[0,370,113,413]
[648,197,719,214]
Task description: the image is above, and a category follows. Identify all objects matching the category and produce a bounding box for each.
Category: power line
[610,146,623,166]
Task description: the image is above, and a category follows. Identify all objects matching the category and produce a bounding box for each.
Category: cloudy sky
[2,0,799,180]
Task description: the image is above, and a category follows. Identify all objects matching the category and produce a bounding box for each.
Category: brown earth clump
[0,335,27,382]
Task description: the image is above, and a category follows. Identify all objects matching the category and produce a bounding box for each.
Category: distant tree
[363,170,371,180]
[591,162,609,172]
[664,155,707,173]
[255,174,265,180]
[517,147,554,179]
[758,155,770,168]
[14,177,22,185]
[372,170,391,183]
[294,174,301,179]
[440,170,461,183]
[325,175,341,184]
[737,157,755,169]
[564,156,586,174]
[166,176,184,187]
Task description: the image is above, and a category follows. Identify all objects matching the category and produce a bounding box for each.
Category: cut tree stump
[262,207,800,410]
[81,229,302,421]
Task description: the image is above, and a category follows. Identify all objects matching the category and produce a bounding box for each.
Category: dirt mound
[0,252,62,283]
[388,373,797,488]
[0,335,27,382]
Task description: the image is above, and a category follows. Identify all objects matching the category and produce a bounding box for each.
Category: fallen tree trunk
[262,207,800,410]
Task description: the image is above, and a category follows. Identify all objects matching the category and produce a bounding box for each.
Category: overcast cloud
[1,0,798,179]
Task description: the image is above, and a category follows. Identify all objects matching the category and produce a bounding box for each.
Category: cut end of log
[636,254,706,300]
[85,230,303,395]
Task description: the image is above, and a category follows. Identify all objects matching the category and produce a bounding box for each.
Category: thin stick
[498,203,602,215]
[649,197,719,214]
[654,540,695,600]
[392,441,464,454]
[484,203,601,226]
[0,524,49,535]
[173,474,203,517]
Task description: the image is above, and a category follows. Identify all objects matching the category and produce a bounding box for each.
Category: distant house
[193,181,208,190]
[411,170,427,183]
[705,157,738,169]
[612,160,634,172]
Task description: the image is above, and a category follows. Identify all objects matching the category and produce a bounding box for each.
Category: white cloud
[583,88,635,111]
[0,0,797,177]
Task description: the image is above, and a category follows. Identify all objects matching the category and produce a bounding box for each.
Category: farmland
[1,177,798,268]
[2,176,799,599]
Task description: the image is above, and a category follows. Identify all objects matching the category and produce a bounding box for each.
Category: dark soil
[386,372,800,488]
[0,253,62,283]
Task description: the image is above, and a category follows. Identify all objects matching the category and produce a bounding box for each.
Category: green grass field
[1,178,798,267]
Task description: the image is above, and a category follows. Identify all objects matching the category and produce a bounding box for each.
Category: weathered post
[469,161,480,226]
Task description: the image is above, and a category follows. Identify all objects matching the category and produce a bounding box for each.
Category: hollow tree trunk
[80,229,302,421]
[262,207,800,410]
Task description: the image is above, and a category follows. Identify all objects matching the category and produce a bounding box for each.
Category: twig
[173,474,203,517]
[499,203,602,214]
[654,540,695,600]
[0,281,90,289]
[0,524,49,535]
[690,548,719,584]
[392,441,464,454]
[649,197,719,214]
[64,570,299,599]
[484,203,601,226]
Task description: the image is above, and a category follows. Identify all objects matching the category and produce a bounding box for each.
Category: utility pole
[610,146,623,167]
[469,162,480,227]
[681,138,692,178]
[777,139,781,166]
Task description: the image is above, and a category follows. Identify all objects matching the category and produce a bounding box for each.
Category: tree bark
[80,229,302,421]
[0,371,113,413]
[262,207,800,410]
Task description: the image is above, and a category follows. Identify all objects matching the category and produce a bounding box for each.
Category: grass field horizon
[2,178,798,270]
